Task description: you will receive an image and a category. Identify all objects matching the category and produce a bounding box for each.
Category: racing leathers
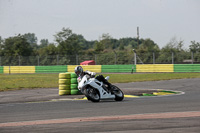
[77,71,112,89]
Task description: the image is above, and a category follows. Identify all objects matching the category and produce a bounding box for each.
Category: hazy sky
[0,0,199,48]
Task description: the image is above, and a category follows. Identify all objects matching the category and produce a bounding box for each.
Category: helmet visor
[75,71,81,76]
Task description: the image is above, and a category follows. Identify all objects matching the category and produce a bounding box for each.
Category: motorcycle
[78,75,124,102]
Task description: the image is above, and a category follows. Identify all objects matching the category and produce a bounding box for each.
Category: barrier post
[131,66,134,74]
[153,52,155,64]
[95,55,97,65]
[18,56,21,66]
[113,50,117,65]
[9,65,11,75]
[133,49,137,65]
[37,56,40,66]
[76,55,78,65]
[191,52,194,64]
[57,55,59,65]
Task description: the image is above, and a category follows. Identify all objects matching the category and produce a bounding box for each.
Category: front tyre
[111,85,124,101]
[86,88,100,102]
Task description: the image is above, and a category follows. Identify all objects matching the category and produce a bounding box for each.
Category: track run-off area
[0,78,200,132]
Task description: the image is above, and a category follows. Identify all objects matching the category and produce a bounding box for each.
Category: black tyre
[111,85,124,101]
[85,88,100,102]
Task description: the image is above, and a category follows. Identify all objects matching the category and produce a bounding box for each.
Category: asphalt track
[0,78,200,133]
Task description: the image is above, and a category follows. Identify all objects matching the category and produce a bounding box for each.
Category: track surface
[0,78,200,132]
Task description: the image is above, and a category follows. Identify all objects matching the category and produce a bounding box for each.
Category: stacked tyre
[70,73,80,95]
[58,73,80,95]
[59,73,71,95]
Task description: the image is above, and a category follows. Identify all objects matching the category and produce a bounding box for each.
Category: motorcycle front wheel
[86,88,100,102]
[111,85,124,101]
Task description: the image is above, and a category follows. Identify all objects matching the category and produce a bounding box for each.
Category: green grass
[103,73,200,83]
[0,74,59,91]
[0,73,200,91]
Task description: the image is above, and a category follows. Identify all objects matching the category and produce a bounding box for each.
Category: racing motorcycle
[78,75,124,102]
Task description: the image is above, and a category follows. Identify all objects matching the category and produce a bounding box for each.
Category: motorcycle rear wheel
[111,85,124,101]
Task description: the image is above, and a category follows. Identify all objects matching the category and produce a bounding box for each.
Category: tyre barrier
[59,79,71,84]
[59,85,70,90]
[71,78,78,84]
[59,73,71,79]
[58,72,80,96]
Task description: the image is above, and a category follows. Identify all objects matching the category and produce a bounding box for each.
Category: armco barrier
[1,64,200,74]
[0,66,3,73]
[35,66,67,73]
[101,65,136,73]
[174,64,200,72]
[136,64,174,72]
[3,66,35,74]
[67,65,101,73]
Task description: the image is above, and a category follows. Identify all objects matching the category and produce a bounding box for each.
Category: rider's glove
[77,77,81,83]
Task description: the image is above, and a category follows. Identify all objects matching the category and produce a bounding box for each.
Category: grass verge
[0,73,200,91]
[103,73,200,83]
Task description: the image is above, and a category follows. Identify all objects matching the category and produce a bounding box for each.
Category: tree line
[0,27,200,65]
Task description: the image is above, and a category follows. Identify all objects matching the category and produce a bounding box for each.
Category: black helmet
[74,66,83,76]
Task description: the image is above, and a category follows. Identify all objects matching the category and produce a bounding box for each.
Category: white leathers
[84,70,96,77]
[77,70,96,83]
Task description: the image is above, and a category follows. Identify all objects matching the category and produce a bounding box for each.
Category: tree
[129,40,138,48]
[37,43,58,65]
[23,33,38,49]
[163,37,185,51]
[0,36,4,56]
[40,39,49,48]
[189,41,200,62]
[54,28,73,43]
[94,41,104,52]
[38,43,57,56]
[23,33,37,44]
[156,37,190,63]
[99,33,113,49]
[119,43,124,50]
[3,35,33,56]
[0,35,34,65]
[55,27,82,55]
[189,41,200,52]
[135,38,160,64]
[141,38,159,51]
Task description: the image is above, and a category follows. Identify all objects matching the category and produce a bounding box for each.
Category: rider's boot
[96,75,113,91]
[103,80,112,90]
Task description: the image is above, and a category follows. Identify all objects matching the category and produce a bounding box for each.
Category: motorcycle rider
[74,66,112,89]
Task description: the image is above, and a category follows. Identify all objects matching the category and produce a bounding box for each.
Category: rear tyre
[111,85,124,101]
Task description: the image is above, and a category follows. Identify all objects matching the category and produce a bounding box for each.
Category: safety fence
[1,64,200,74]
[1,51,199,66]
